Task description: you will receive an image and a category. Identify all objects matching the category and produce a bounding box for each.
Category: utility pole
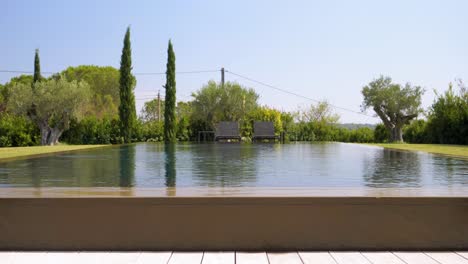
[157,89,161,122]
[221,67,225,88]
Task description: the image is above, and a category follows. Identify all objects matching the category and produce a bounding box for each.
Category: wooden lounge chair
[252,121,279,142]
[215,121,241,142]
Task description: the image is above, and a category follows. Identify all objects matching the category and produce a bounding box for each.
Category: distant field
[0,145,109,160]
[369,143,468,158]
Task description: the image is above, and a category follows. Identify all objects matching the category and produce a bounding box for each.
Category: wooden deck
[1,251,467,264]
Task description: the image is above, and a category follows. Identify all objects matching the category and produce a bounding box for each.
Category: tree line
[0,27,178,146]
[0,29,467,146]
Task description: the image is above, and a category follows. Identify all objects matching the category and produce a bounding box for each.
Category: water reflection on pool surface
[0,143,467,196]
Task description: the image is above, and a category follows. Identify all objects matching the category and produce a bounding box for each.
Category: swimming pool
[1,143,468,250]
[1,142,467,192]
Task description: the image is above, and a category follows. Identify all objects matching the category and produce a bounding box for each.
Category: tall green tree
[29,50,42,123]
[164,40,177,143]
[361,76,424,142]
[118,27,137,143]
[33,49,42,84]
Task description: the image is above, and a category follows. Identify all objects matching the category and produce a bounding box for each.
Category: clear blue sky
[2,0,468,123]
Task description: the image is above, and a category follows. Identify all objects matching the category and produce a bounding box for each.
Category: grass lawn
[0,144,109,160]
[368,143,468,158]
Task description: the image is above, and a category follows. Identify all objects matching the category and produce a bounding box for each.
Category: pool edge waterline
[2,186,468,198]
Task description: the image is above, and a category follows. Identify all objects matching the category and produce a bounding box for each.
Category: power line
[0,69,219,76]
[0,70,55,74]
[136,94,193,100]
[225,70,377,119]
[134,70,219,75]
[1,67,376,119]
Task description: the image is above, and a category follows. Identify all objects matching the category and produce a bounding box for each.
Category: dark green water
[0,143,467,189]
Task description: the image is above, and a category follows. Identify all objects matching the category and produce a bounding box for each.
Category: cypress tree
[29,49,41,120]
[33,49,42,84]
[164,40,177,143]
[118,27,137,143]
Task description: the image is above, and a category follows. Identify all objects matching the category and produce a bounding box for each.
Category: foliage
[362,76,424,142]
[3,56,467,146]
[349,127,374,143]
[1,75,35,114]
[164,40,177,143]
[60,65,123,119]
[5,75,34,86]
[175,101,191,141]
[191,81,259,130]
[279,111,295,141]
[61,117,121,145]
[289,122,316,141]
[0,114,39,147]
[7,78,91,145]
[374,123,390,143]
[118,27,137,143]
[141,97,164,122]
[33,49,43,83]
[141,120,164,142]
[297,101,340,124]
[290,101,340,141]
[426,83,468,145]
[242,106,283,138]
[0,84,6,113]
[403,119,428,144]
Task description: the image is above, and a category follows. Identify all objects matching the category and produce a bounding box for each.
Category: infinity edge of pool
[1,186,468,198]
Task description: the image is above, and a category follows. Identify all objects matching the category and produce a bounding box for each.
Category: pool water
[0,143,467,190]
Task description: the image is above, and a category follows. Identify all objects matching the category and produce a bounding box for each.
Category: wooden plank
[393,252,439,264]
[236,252,269,264]
[267,252,303,264]
[102,252,141,264]
[0,252,14,264]
[75,252,110,264]
[202,252,234,264]
[168,252,204,264]
[136,252,173,264]
[330,252,371,264]
[299,252,336,264]
[457,252,468,260]
[45,252,81,264]
[361,252,406,264]
[10,252,48,264]
[425,252,468,264]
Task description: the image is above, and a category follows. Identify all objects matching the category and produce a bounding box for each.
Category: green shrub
[0,114,39,147]
[349,127,374,143]
[374,124,390,143]
[426,85,468,144]
[141,120,164,142]
[403,119,429,143]
[61,116,119,145]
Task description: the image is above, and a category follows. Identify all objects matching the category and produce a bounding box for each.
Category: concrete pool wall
[1,196,467,250]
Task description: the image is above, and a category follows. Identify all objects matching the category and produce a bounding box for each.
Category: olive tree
[297,101,340,124]
[361,76,424,142]
[7,78,91,145]
[190,81,259,129]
